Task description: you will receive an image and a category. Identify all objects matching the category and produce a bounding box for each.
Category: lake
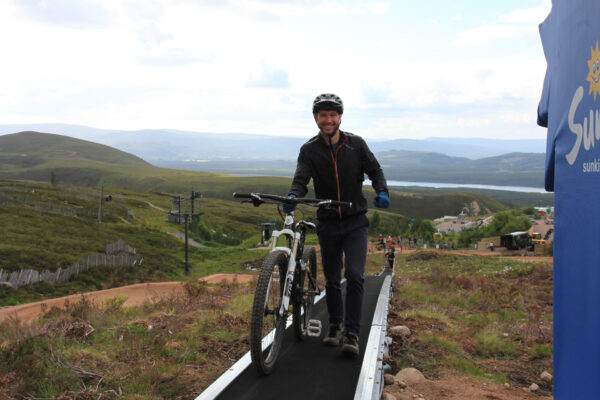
[365,180,549,194]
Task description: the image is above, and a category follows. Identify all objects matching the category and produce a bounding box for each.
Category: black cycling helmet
[312,93,343,114]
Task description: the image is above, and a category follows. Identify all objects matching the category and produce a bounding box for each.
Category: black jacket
[289,130,388,221]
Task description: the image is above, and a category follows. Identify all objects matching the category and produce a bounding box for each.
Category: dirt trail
[146,201,166,212]
[0,248,550,325]
[385,375,552,400]
[0,274,257,324]
[0,262,553,399]
[369,243,553,263]
[169,231,206,248]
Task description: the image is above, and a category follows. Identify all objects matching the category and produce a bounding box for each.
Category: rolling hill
[0,123,547,159]
[0,125,546,187]
[378,150,545,187]
[0,131,520,219]
[0,131,150,168]
[152,150,545,187]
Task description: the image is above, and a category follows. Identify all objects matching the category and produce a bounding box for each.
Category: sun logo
[586,41,600,101]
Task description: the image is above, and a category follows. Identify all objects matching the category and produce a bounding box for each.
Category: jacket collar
[317,130,347,147]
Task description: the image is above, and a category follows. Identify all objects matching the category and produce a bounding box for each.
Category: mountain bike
[233,192,351,375]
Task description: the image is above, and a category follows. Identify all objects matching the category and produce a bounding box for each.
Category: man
[285,93,389,356]
[386,242,396,270]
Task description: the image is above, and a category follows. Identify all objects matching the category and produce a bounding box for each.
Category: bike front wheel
[250,250,288,375]
[293,246,317,341]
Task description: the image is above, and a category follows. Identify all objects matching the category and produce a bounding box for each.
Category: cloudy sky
[0,0,551,140]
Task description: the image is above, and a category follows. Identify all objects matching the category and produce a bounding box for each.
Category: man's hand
[373,192,390,209]
[283,194,296,214]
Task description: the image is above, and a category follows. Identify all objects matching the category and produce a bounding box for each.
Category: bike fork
[278,255,296,317]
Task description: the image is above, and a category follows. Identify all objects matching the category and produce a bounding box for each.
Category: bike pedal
[306,319,322,337]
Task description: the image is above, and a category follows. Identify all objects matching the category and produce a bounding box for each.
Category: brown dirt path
[0,248,550,325]
[369,243,553,263]
[0,274,257,324]
[385,375,553,399]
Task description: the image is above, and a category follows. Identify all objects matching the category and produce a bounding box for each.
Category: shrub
[474,327,515,358]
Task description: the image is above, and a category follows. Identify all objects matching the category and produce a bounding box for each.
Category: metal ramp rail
[197,267,394,400]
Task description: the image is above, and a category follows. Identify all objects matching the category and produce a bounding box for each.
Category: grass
[0,180,283,306]
[389,250,553,394]
[474,326,515,358]
[0,177,554,398]
[0,279,254,399]
[528,343,553,359]
[0,247,554,398]
[0,130,518,221]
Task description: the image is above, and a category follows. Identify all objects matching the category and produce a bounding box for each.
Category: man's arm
[289,147,311,197]
[360,138,388,194]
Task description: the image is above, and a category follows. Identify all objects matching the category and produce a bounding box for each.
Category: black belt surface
[216,273,388,400]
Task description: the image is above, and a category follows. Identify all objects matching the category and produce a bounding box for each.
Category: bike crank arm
[304,264,321,296]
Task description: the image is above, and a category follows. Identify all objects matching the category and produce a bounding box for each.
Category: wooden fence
[0,241,143,289]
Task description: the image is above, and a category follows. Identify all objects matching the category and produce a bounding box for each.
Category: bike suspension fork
[279,233,300,316]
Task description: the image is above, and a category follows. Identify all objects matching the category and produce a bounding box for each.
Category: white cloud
[208,0,390,17]
[453,24,523,46]
[0,0,550,140]
[14,0,111,28]
[500,1,551,24]
[453,2,550,47]
[246,65,291,88]
[500,111,534,124]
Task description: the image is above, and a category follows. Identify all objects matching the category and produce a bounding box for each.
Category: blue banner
[538,1,600,398]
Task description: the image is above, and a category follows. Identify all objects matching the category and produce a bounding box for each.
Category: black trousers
[317,213,369,335]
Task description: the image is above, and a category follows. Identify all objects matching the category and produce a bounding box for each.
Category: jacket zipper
[329,138,347,219]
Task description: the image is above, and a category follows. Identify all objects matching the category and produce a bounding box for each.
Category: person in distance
[284,93,390,357]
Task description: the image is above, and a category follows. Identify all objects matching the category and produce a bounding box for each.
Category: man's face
[314,110,341,137]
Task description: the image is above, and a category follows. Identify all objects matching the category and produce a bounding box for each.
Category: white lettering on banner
[583,158,600,173]
[567,86,600,165]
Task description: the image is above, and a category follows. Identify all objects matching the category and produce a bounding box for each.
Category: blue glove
[283,194,296,214]
[373,192,390,209]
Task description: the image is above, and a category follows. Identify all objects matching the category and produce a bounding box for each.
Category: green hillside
[390,191,508,220]
[0,131,513,219]
[0,131,150,168]
[378,150,545,187]
[0,180,284,306]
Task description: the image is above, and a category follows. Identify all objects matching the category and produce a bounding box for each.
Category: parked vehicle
[529,228,554,248]
[500,232,531,250]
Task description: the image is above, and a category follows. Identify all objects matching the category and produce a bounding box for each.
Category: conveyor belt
[209,271,390,400]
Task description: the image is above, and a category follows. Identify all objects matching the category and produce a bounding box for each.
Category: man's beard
[318,120,340,137]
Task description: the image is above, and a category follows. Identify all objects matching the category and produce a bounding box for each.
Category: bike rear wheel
[293,246,317,341]
[250,250,288,375]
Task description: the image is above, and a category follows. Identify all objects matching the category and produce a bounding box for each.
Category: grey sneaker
[322,323,343,346]
[342,332,360,356]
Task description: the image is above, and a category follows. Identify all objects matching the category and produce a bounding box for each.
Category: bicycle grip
[323,200,352,208]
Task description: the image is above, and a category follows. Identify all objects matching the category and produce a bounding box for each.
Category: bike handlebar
[233,192,352,208]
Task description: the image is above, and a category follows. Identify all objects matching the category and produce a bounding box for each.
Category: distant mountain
[0,123,545,160]
[0,131,149,169]
[0,131,152,186]
[0,131,549,215]
[377,150,545,171]
[378,150,545,187]
[155,150,545,188]
[0,125,546,188]
[367,137,546,158]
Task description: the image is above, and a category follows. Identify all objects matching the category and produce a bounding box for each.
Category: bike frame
[268,213,301,317]
[231,192,349,322]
